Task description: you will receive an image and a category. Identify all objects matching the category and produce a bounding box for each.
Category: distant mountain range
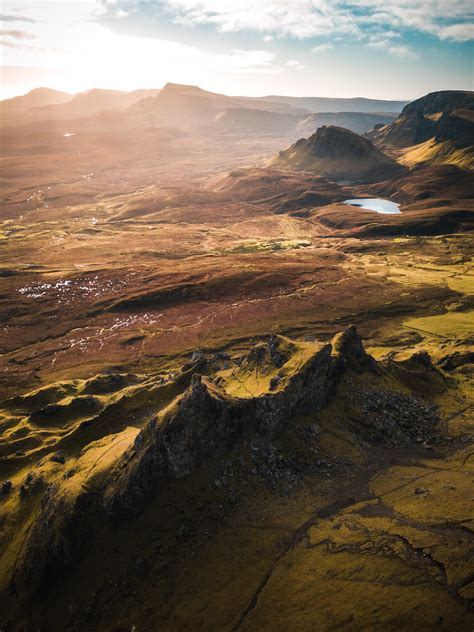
[0,87,72,112]
[297,111,396,136]
[0,83,407,133]
[1,85,472,176]
[262,94,408,114]
[0,87,161,127]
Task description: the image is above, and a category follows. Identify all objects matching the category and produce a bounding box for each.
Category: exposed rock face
[331,325,376,372]
[103,343,335,517]
[270,126,405,183]
[371,90,474,150]
[401,90,474,120]
[10,327,446,604]
[435,110,474,148]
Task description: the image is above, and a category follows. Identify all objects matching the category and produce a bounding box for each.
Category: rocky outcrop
[435,110,474,148]
[331,325,376,372]
[103,341,335,517]
[10,327,446,604]
[102,327,385,518]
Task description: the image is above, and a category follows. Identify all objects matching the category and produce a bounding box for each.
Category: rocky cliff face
[371,90,474,150]
[435,110,474,148]
[9,327,445,604]
[401,90,474,119]
[102,340,335,518]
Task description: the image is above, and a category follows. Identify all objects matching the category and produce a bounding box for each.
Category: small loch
[343,198,401,214]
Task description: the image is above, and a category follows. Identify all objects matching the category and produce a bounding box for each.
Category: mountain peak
[0,87,72,109]
[161,82,214,96]
[270,125,405,183]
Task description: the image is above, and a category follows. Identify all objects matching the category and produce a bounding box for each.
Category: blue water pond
[343,198,401,214]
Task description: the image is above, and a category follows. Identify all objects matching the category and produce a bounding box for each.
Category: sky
[0,0,473,100]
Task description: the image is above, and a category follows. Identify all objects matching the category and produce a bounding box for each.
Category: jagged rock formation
[8,328,445,605]
[269,126,406,183]
[103,342,335,517]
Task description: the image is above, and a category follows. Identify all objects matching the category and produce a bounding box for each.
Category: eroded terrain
[0,87,473,631]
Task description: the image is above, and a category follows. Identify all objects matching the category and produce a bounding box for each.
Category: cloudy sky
[1,0,473,99]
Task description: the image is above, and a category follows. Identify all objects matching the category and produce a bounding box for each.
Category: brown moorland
[0,84,473,632]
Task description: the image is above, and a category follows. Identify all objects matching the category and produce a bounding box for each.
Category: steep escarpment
[376,90,474,147]
[371,90,474,169]
[270,125,406,183]
[4,327,449,609]
[102,341,335,518]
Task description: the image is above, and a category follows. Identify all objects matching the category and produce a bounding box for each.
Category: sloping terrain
[0,328,472,630]
[205,167,349,213]
[0,88,160,128]
[371,90,474,169]
[127,83,307,129]
[0,85,473,631]
[0,87,72,118]
[270,125,406,183]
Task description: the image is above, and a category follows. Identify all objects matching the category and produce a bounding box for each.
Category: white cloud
[285,59,305,69]
[365,32,418,57]
[164,0,362,39]
[367,39,386,49]
[0,13,37,23]
[311,43,334,52]
[353,0,474,41]
[0,5,282,94]
[367,30,400,45]
[437,22,474,41]
[387,44,418,58]
[158,0,474,42]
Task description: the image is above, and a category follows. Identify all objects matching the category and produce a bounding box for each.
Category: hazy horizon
[1,81,425,102]
[1,1,473,101]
